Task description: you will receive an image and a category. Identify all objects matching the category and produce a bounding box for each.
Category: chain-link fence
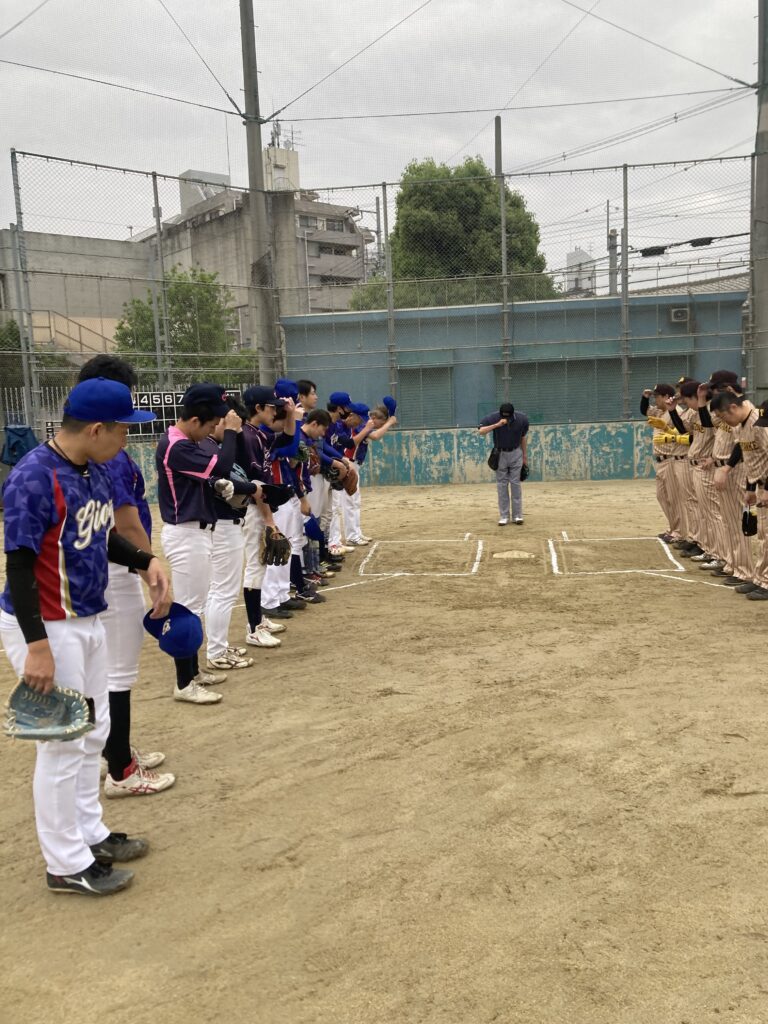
[1,149,752,437]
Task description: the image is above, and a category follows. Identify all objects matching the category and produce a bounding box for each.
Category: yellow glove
[647,416,668,431]
[674,434,691,446]
[653,433,677,445]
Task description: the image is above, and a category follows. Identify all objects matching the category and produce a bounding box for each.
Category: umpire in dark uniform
[478,402,529,525]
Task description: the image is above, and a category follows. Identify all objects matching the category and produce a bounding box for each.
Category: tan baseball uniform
[671,406,701,545]
[687,404,720,559]
[711,409,753,582]
[733,406,768,588]
[650,410,685,536]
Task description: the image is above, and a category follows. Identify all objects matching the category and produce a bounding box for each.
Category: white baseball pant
[328,488,343,547]
[101,563,145,692]
[342,474,363,543]
[160,522,213,619]
[1,611,111,876]
[243,503,267,590]
[261,496,305,609]
[206,519,245,660]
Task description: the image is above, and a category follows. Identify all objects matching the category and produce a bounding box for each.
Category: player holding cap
[156,383,244,703]
[0,378,170,895]
[77,355,175,798]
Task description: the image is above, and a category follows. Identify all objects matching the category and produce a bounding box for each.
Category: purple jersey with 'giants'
[103,449,152,540]
[0,444,115,620]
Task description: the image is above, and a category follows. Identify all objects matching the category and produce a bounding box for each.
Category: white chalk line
[547,538,561,575]
[561,530,570,542]
[657,537,686,571]
[636,570,729,590]
[358,537,483,579]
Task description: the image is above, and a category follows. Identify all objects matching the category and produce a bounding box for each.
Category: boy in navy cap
[155,383,243,704]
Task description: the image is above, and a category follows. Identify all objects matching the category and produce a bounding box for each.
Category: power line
[509,91,752,172]
[558,0,754,88]
[447,0,602,163]
[0,57,237,114]
[284,87,745,122]
[265,0,435,121]
[0,0,54,43]
[154,0,243,115]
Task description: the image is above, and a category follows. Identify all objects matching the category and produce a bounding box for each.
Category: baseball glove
[647,416,669,430]
[260,525,291,566]
[520,463,530,481]
[4,679,94,742]
[343,469,359,496]
[320,463,345,491]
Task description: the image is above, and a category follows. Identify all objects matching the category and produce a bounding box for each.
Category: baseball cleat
[281,597,307,611]
[100,746,165,779]
[699,560,722,570]
[173,680,223,704]
[260,616,287,634]
[105,761,175,799]
[735,582,760,593]
[297,588,326,604]
[747,587,768,600]
[350,538,370,546]
[690,552,711,562]
[194,670,227,686]
[679,545,704,558]
[513,518,524,525]
[262,605,293,619]
[498,517,509,526]
[89,832,150,863]
[207,651,254,670]
[722,576,746,586]
[246,626,282,648]
[47,861,134,896]
[226,644,248,657]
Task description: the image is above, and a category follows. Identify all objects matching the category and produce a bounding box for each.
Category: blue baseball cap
[142,602,203,659]
[274,378,299,401]
[63,378,156,424]
[348,402,369,419]
[329,391,352,407]
[180,383,230,416]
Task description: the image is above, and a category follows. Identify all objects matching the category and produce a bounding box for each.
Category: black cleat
[281,597,307,611]
[722,576,746,586]
[747,587,768,601]
[262,605,293,619]
[735,582,760,594]
[90,832,150,864]
[297,589,326,604]
[47,860,134,896]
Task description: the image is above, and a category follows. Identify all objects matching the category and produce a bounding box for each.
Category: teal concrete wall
[126,420,658,501]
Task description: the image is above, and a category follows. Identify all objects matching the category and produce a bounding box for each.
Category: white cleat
[246,626,282,648]
[100,746,165,779]
[207,651,254,670]
[194,670,227,686]
[105,760,176,798]
[174,680,223,704]
[498,517,509,526]
[260,616,287,634]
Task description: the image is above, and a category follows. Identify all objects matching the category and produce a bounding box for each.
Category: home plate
[493,550,537,560]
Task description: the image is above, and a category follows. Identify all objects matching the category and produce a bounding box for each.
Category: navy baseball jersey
[0,444,115,620]
[104,449,152,539]
[241,422,271,484]
[156,426,220,525]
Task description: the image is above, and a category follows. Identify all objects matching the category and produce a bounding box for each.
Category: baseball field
[3,478,768,1024]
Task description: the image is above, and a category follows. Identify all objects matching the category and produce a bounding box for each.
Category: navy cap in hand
[274,378,299,401]
[143,602,203,659]
[64,378,156,424]
[181,383,230,417]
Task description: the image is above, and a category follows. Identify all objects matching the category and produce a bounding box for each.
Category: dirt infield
[3,479,768,1024]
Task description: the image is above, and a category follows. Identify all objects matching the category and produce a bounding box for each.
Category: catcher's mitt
[260,525,291,566]
[320,463,344,491]
[520,463,530,482]
[4,679,94,742]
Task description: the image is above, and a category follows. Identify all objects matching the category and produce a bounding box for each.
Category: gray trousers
[496,448,523,519]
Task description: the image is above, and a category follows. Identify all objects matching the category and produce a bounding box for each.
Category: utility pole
[620,165,631,419]
[751,0,768,403]
[495,116,511,401]
[240,0,279,382]
[607,200,618,296]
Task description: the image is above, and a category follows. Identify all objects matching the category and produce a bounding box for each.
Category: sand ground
[3,479,768,1024]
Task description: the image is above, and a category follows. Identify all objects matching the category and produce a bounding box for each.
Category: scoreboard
[45,389,242,441]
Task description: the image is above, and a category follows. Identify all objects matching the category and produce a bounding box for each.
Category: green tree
[0,317,77,390]
[351,157,556,310]
[114,265,258,387]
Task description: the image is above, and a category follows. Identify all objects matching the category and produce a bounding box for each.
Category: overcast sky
[0,0,758,282]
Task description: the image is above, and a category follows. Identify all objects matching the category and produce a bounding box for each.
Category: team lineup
[0,356,397,896]
[642,369,768,597]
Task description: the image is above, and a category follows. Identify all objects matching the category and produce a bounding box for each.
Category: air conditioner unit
[670,307,690,324]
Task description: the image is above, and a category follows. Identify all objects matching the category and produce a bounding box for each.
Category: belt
[198,521,215,531]
[498,446,519,452]
[714,458,730,467]
[655,454,686,462]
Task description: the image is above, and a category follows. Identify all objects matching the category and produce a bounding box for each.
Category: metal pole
[620,164,631,420]
[746,152,757,391]
[382,182,397,396]
[146,231,165,388]
[240,0,278,382]
[607,195,618,296]
[151,172,172,388]
[751,0,768,404]
[375,195,382,268]
[10,150,42,435]
[495,116,511,401]
[9,224,33,424]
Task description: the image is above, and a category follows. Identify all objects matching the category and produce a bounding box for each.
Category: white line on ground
[547,538,561,575]
[561,530,570,542]
[357,542,379,576]
[373,539,474,544]
[470,540,483,574]
[566,568,688,577]
[637,570,728,589]
[657,537,686,571]
[463,531,471,541]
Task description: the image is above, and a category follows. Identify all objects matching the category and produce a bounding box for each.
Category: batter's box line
[358,539,484,578]
[547,536,685,576]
